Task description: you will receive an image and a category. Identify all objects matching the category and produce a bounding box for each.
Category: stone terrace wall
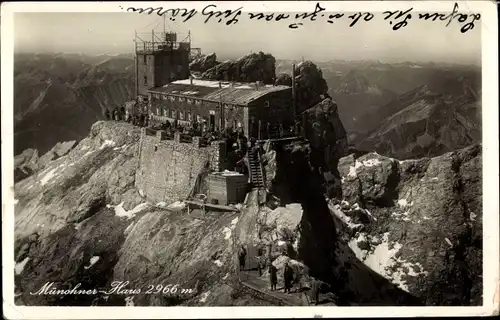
[135,129,225,204]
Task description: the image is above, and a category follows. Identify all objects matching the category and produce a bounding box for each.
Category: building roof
[149,79,291,106]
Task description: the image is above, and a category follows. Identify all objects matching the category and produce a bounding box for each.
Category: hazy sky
[14,10,481,64]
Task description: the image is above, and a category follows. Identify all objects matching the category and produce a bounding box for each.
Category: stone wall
[135,130,228,204]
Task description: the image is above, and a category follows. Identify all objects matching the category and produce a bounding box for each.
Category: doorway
[209,114,215,131]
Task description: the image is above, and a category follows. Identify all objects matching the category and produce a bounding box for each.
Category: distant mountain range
[14,53,481,160]
[14,53,135,155]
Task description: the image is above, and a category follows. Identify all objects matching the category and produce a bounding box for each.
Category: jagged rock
[294,61,329,113]
[333,144,482,305]
[189,53,218,73]
[201,52,276,84]
[300,98,348,197]
[14,141,77,182]
[275,73,292,86]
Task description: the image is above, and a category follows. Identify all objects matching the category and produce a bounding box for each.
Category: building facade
[147,79,294,139]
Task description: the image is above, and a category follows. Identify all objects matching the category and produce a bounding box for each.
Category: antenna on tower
[163,14,166,34]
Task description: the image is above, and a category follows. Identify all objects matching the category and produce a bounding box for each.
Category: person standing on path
[310,278,322,305]
[238,245,247,271]
[283,262,293,294]
[269,263,277,291]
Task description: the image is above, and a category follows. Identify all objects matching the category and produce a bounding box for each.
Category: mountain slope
[14,53,135,155]
[352,75,481,159]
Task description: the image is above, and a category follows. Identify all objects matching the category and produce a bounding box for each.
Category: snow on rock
[167,201,186,211]
[349,232,402,276]
[156,201,168,208]
[362,158,381,167]
[199,291,210,303]
[222,273,230,280]
[231,217,239,227]
[15,257,30,275]
[213,260,223,267]
[84,256,100,269]
[397,198,413,207]
[99,140,116,150]
[39,167,59,186]
[391,210,411,222]
[222,227,232,240]
[113,202,149,219]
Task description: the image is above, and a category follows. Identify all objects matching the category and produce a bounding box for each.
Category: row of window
[151,93,206,106]
[155,107,201,122]
[154,107,242,128]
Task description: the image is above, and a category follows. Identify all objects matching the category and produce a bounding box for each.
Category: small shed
[206,171,249,205]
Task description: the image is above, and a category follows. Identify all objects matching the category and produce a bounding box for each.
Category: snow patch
[199,291,210,303]
[84,256,100,269]
[213,260,223,267]
[113,202,149,219]
[347,161,363,177]
[222,273,230,280]
[222,227,232,240]
[99,140,116,150]
[39,167,58,185]
[15,257,30,275]
[362,158,381,167]
[231,217,239,227]
[397,198,413,207]
[156,201,168,208]
[391,210,411,222]
[349,232,404,284]
[81,145,90,151]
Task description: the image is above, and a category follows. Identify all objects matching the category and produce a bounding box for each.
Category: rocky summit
[13,119,482,307]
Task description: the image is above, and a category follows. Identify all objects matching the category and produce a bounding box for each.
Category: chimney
[219,81,222,88]
[292,64,297,119]
[189,75,193,85]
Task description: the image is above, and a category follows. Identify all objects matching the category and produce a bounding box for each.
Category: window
[156,107,160,116]
[169,96,175,102]
[179,111,184,120]
[171,110,177,118]
[143,55,147,65]
[144,76,148,86]
[162,94,167,100]
[196,115,201,123]
[187,98,193,104]
[195,100,202,105]
[264,101,270,108]
[188,112,192,121]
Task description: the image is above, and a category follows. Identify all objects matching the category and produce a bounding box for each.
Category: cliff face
[333,144,482,305]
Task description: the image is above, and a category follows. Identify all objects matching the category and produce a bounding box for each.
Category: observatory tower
[134,30,191,103]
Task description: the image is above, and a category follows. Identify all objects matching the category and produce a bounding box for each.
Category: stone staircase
[248,148,265,189]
